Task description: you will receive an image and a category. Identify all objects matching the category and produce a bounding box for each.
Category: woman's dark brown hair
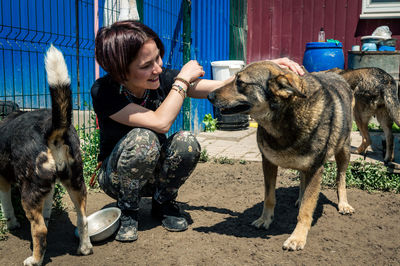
[95,20,165,83]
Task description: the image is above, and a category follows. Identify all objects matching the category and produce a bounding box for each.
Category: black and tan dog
[208,61,355,251]
[329,67,400,163]
[0,46,92,265]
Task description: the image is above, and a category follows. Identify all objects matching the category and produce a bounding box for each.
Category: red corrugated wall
[247,0,400,67]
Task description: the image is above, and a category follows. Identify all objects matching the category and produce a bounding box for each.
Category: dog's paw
[282,235,306,251]
[338,203,355,215]
[23,255,42,266]
[6,217,20,230]
[251,216,273,229]
[77,242,93,256]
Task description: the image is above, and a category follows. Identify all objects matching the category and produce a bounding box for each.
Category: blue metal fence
[0,0,96,132]
[0,0,95,109]
[0,0,230,134]
[191,0,230,133]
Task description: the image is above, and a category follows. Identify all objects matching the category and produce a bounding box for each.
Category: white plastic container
[211,60,245,81]
[210,60,248,131]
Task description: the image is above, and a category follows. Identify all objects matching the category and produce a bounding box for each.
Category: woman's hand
[269,57,305,76]
[177,60,205,83]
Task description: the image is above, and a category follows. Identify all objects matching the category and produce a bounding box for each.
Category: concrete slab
[197,128,400,170]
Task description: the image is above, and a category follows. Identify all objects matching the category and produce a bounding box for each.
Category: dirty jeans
[98,128,201,212]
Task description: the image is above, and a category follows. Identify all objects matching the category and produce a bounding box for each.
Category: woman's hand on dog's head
[269,57,305,76]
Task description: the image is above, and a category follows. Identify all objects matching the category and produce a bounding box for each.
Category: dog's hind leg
[61,179,93,256]
[283,167,322,251]
[334,145,355,214]
[0,176,20,230]
[353,104,372,155]
[21,195,47,266]
[252,155,277,230]
[42,184,54,227]
[376,109,394,163]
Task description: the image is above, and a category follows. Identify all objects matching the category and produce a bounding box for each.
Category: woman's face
[124,39,163,93]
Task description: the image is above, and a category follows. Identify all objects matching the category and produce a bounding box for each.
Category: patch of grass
[368,122,380,131]
[79,128,101,188]
[52,183,66,213]
[323,159,400,193]
[214,156,235,165]
[0,213,8,241]
[352,121,400,133]
[392,123,400,133]
[199,149,209,163]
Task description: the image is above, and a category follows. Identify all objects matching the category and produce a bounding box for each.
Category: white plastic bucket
[211,60,245,81]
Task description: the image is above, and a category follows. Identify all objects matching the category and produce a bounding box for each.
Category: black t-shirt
[91,68,180,162]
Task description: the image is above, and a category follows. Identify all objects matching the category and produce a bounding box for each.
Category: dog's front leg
[252,155,277,230]
[0,178,20,230]
[295,173,305,207]
[335,146,355,214]
[283,167,322,251]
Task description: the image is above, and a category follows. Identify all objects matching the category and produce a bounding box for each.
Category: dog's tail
[383,75,400,126]
[45,45,72,136]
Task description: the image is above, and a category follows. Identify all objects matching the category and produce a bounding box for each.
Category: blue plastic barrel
[302,42,345,72]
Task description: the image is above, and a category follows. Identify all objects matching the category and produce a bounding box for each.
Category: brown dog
[0,46,93,265]
[329,67,400,163]
[208,61,355,251]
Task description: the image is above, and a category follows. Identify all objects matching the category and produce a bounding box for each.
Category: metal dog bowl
[75,207,121,242]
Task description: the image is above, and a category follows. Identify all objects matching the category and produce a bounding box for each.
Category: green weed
[79,129,101,188]
[199,149,209,163]
[352,121,358,131]
[368,122,380,131]
[202,113,218,132]
[392,123,400,133]
[323,159,400,193]
[352,121,400,133]
[214,156,235,165]
[0,212,8,241]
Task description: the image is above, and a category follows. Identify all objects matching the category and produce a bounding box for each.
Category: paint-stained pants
[98,128,201,212]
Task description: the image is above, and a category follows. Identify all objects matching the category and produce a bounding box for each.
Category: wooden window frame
[361,0,400,19]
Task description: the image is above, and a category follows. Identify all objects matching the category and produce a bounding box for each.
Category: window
[361,0,400,19]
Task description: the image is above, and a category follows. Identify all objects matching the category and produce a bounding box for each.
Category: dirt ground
[1,161,399,265]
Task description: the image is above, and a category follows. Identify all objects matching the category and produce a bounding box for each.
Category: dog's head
[207,61,306,117]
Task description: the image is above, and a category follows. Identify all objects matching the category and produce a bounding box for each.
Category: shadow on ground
[186,186,336,239]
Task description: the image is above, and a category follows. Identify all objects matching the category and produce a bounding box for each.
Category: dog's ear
[269,73,306,99]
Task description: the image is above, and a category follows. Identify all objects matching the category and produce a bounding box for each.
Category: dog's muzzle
[207,92,251,114]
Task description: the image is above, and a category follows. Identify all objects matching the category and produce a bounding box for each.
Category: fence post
[182,0,191,131]
[94,0,100,80]
[76,0,80,109]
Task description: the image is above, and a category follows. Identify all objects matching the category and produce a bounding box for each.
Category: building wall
[246,0,400,67]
